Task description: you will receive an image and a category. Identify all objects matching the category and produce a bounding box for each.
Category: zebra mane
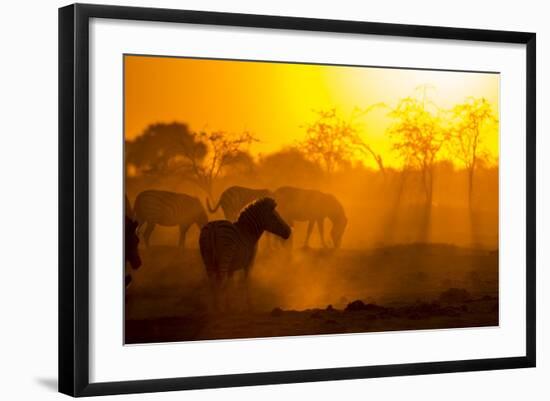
[236,197,276,223]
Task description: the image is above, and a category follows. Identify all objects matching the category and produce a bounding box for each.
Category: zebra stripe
[199,197,290,309]
[125,214,141,287]
[134,189,208,247]
[273,186,348,248]
[206,186,272,222]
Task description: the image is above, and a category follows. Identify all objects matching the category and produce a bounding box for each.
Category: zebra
[134,190,208,248]
[199,197,291,310]
[273,186,348,249]
[125,214,141,287]
[206,186,273,221]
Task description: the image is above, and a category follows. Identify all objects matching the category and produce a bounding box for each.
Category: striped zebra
[125,215,141,287]
[134,190,208,248]
[206,186,273,221]
[274,186,348,249]
[199,197,291,309]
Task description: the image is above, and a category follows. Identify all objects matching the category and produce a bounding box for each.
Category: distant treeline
[125,94,498,248]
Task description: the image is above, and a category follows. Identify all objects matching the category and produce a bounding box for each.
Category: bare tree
[350,138,386,175]
[449,97,498,209]
[348,104,387,175]
[300,107,386,174]
[300,108,356,174]
[179,130,257,197]
[388,96,448,206]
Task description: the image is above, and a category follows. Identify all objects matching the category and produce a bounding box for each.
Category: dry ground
[125,243,498,344]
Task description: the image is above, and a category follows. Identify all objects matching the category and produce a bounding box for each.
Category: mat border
[58,3,536,397]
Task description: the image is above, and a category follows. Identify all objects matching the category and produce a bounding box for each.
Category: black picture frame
[59,3,536,397]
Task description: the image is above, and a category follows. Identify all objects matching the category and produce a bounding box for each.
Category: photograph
[123,55,500,344]
[54,2,536,397]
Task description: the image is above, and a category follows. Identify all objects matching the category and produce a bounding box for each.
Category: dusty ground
[125,243,498,344]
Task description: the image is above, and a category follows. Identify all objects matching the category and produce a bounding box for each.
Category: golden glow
[125,55,499,168]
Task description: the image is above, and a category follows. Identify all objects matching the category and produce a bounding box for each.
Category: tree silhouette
[449,97,498,209]
[300,108,357,174]
[300,107,385,174]
[388,96,448,206]
[179,130,257,197]
[125,122,206,175]
[349,105,387,175]
[126,122,256,196]
[258,147,324,187]
[350,138,385,174]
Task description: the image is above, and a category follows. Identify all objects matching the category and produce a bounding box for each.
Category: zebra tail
[206,196,221,214]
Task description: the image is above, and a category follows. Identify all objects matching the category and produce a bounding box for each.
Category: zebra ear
[267,197,277,210]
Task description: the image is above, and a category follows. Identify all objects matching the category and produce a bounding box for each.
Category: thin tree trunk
[420,165,433,243]
[382,169,408,244]
[467,166,474,212]
[467,164,481,247]
[422,166,433,207]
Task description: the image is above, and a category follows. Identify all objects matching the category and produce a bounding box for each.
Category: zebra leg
[143,222,156,247]
[178,224,188,248]
[317,218,327,248]
[303,220,314,248]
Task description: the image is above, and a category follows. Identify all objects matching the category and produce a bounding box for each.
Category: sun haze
[124,55,500,343]
[124,55,499,168]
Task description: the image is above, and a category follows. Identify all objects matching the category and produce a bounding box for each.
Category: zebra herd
[128,186,347,250]
[125,186,347,309]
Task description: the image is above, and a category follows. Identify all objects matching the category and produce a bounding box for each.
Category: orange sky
[124,55,499,168]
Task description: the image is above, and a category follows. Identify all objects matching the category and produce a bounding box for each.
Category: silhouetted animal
[206,186,272,221]
[274,186,347,248]
[134,190,208,248]
[199,197,291,309]
[125,215,141,287]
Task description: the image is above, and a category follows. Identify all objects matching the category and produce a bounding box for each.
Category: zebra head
[125,216,142,270]
[331,215,348,249]
[239,197,291,240]
[261,198,291,239]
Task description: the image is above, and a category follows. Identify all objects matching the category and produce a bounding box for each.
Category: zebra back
[134,190,206,226]
[274,186,345,222]
[199,199,279,275]
[236,198,290,240]
[199,220,243,273]
[216,186,272,221]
